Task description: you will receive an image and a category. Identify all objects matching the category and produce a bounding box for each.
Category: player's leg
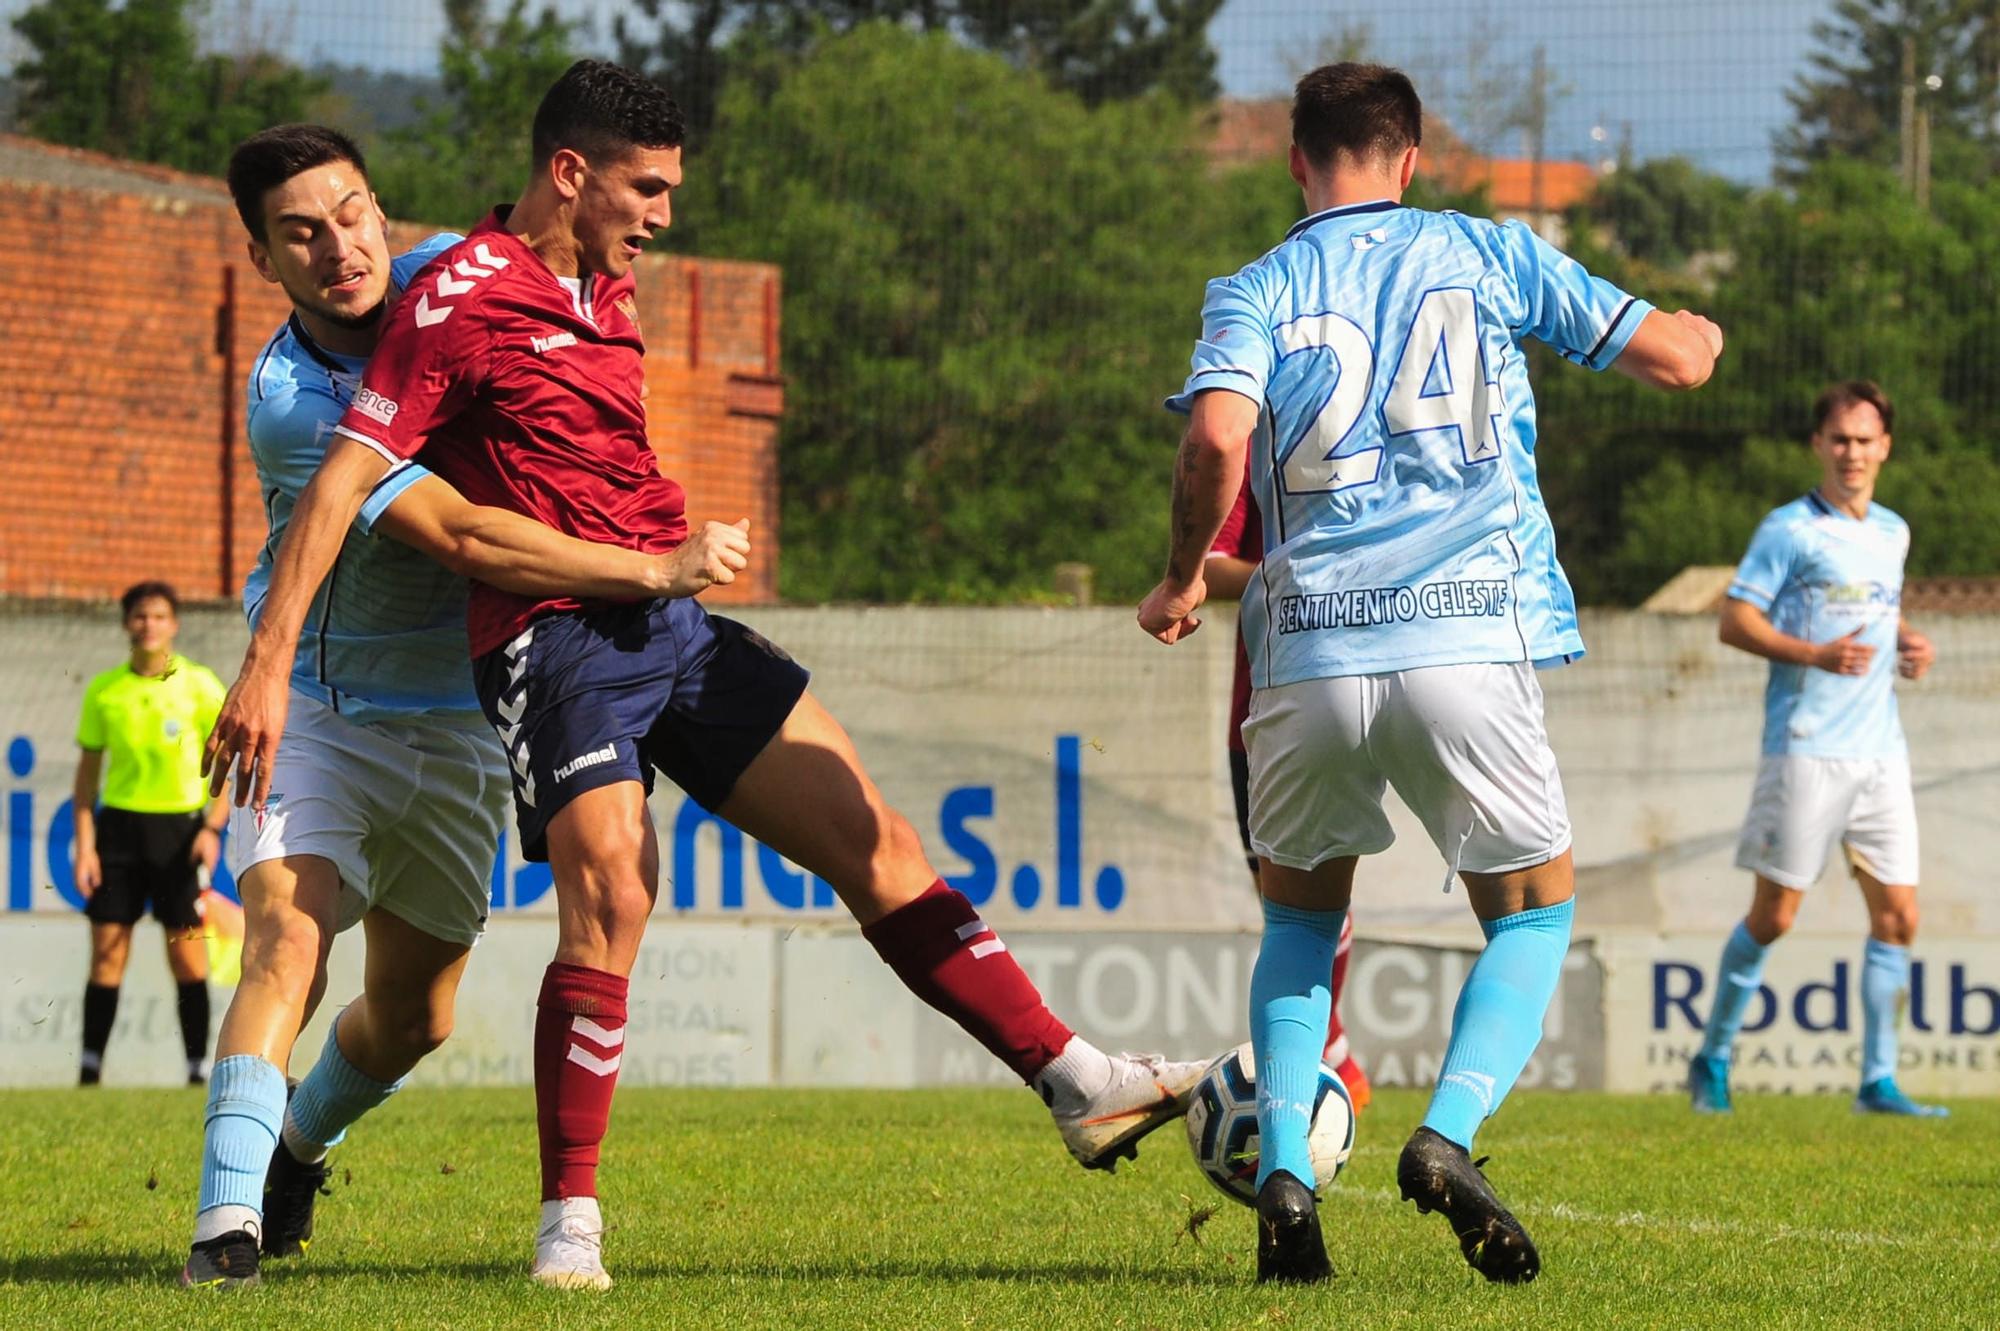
[81,920,133,1085]
[182,854,341,1288]
[1238,674,1392,1284]
[1696,754,1840,1112]
[1845,758,1942,1115]
[263,907,473,1258]
[80,810,144,1085]
[1236,742,1367,1109]
[710,687,1201,1170]
[1375,662,1569,1285]
[155,825,214,1087]
[527,780,658,1290]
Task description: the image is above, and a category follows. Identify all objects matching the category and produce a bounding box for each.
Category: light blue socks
[1699,921,1771,1063]
[1861,937,1909,1087]
[194,1054,287,1241]
[1249,899,1346,1190]
[283,1013,406,1162]
[1423,898,1575,1150]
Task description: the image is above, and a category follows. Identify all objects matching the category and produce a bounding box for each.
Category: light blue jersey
[1169,201,1652,685]
[1728,492,1909,759]
[243,233,476,724]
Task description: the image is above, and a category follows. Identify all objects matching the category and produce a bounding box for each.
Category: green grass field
[1,1086,1994,1330]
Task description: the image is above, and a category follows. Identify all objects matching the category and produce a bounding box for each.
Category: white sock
[1031,1036,1113,1115]
[193,1204,261,1246]
[538,1196,602,1238]
[280,1113,329,1165]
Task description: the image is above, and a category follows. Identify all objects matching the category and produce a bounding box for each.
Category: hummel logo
[531,331,578,355]
[1440,1070,1497,1111]
[554,742,617,782]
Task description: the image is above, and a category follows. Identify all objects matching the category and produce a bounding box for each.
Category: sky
[1,0,1832,184]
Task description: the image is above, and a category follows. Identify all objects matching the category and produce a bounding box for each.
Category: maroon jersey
[1210,478,1261,753]
[333,209,688,657]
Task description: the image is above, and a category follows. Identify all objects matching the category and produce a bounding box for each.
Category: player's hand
[203,664,292,808]
[1138,575,1206,645]
[1810,627,1874,676]
[663,519,752,598]
[74,849,101,900]
[1897,626,1935,680]
[1673,309,1724,360]
[190,827,223,872]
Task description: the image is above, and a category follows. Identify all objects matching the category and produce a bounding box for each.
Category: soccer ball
[1184,1041,1355,1207]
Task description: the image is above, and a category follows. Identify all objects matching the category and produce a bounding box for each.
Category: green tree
[679,23,1235,602]
[9,0,324,175]
[366,0,576,229]
[1777,0,2000,183]
[1585,156,1747,268]
[612,0,1220,150]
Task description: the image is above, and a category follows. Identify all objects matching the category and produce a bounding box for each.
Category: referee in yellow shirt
[73,582,230,1086]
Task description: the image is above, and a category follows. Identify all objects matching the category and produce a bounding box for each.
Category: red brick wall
[0,139,782,605]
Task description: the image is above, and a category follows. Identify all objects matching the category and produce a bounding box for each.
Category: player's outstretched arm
[1718,597,1873,675]
[1138,389,1258,645]
[1611,309,1724,391]
[374,476,750,601]
[205,436,388,807]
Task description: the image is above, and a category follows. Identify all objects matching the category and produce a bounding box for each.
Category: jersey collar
[1806,488,1868,522]
[1285,199,1400,242]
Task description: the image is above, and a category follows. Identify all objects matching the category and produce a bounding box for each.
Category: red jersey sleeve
[1209,477,1256,561]
[331,271,492,463]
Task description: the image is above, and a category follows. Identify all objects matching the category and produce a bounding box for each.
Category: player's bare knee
[244,911,327,1001]
[1874,899,1918,947]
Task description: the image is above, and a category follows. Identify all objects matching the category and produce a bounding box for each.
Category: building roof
[1205,97,1599,216]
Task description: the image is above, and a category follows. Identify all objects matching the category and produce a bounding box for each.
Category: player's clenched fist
[1673,309,1725,360]
[1810,627,1874,676]
[663,518,752,597]
[1137,576,1206,645]
[202,665,292,808]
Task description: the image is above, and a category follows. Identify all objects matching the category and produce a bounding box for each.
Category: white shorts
[226,691,510,948]
[1244,662,1572,877]
[1733,754,1919,890]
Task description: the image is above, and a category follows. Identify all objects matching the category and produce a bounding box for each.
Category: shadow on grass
[0,1249,1241,1288]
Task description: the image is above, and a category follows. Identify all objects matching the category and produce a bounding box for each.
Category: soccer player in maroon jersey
[1207,479,1370,1113]
[204,61,1203,1290]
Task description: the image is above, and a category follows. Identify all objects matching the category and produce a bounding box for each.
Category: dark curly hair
[532,60,686,171]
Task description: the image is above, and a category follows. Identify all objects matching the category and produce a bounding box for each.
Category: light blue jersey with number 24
[1169,200,1652,687]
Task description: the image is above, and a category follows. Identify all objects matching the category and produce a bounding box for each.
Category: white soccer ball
[1184,1040,1356,1207]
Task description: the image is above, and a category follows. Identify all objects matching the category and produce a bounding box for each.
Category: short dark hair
[1292,62,1423,171]
[532,60,685,171]
[1811,380,1895,435]
[227,124,370,240]
[120,581,179,616]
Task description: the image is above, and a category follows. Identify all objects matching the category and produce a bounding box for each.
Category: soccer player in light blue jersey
[1690,381,1945,1120]
[1139,64,1722,1284]
[184,125,748,1289]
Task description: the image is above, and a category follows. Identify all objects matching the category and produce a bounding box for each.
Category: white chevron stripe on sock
[566,1045,622,1077]
[571,1016,626,1049]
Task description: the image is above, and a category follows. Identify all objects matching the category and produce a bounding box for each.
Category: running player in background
[181,124,726,1290]
[203,64,1202,1292]
[1206,480,1368,1111]
[1139,63,1722,1284]
[1689,381,1946,1119]
[72,581,229,1087]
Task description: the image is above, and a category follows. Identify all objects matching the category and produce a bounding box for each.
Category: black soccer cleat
[1254,1170,1334,1285]
[180,1231,261,1289]
[1397,1126,1540,1284]
[261,1141,331,1259]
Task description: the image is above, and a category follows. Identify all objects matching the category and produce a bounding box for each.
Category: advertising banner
[1600,933,2000,1098]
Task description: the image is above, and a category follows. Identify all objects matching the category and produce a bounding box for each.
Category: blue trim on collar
[1285,199,1400,241]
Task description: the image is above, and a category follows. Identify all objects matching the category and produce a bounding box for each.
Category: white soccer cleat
[531,1196,613,1291]
[1053,1052,1207,1172]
